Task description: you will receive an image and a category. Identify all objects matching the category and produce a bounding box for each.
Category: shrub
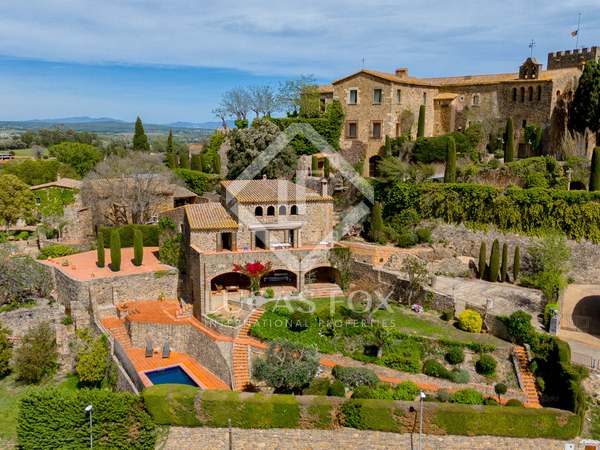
[98,224,160,248]
[18,387,156,448]
[365,382,419,401]
[0,251,52,306]
[351,385,372,399]
[478,242,487,279]
[451,388,484,405]
[75,329,110,386]
[288,311,313,332]
[393,381,419,401]
[437,389,451,402]
[174,168,220,195]
[133,228,144,266]
[341,399,404,432]
[396,230,419,248]
[450,368,470,384]
[13,322,57,384]
[332,365,379,388]
[327,380,346,397]
[440,309,454,321]
[483,397,499,406]
[458,309,482,333]
[423,359,451,379]
[445,346,464,365]
[302,378,330,396]
[379,342,421,373]
[494,383,507,401]
[369,203,385,244]
[264,287,275,299]
[503,310,535,345]
[110,229,121,272]
[96,232,105,268]
[416,227,432,243]
[506,399,523,407]
[37,244,77,260]
[0,324,12,377]
[475,354,497,376]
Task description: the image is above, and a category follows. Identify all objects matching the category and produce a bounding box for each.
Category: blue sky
[0,0,598,123]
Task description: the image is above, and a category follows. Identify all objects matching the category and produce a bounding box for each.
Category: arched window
[255,206,263,217]
[528,86,533,101]
[290,205,298,215]
[512,88,517,102]
[537,86,542,101]
[278,205,286,215]
[520,87,525,102]
[472,94,480,106]
[267,206,275,216]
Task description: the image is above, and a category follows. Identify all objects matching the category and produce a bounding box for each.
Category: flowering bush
[233,261,272,294]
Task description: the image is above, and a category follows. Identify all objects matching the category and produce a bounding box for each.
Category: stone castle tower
[547,47,600,70]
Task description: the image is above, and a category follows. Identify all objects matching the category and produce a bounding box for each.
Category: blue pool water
[145,366,199,387]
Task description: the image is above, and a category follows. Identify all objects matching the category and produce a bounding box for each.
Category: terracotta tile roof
[333,69,435,87]
[185,202,238,231]
[221,179,331,204]
[171,184,198,198]
[424,68,580,86]
[434,92,459,101]
[30,178,82,190]
[318,84,334,94]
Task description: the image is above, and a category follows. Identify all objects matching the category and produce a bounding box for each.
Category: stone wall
[429,222,600,284]
[548,47,600,70]
[128,320,232,386]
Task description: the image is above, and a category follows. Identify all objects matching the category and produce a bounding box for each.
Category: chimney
[395,68,409,78]
[320,178,329,197]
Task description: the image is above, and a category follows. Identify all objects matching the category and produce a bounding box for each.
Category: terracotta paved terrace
[41,247,172,281]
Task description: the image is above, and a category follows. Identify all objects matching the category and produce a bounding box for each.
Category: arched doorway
[261,270,297,288]
[572,295,600,335]
[210,272,251,291]
[304,266,343,298]
[305,266,341,285]
[368,155,381,177]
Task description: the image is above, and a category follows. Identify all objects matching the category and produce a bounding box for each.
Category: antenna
[361,57,365,69]
[528,39,536,58]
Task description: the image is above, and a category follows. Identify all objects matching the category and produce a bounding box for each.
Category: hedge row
[174,168,220,195]
[381,182,600,242]
[18,387,156,449]
[98,224,159,248]
[142,385,580,439]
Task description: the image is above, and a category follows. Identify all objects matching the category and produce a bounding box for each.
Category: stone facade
[548,46,600,70]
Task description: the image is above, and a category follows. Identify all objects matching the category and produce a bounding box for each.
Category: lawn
[8,148,49,158]
[0,373,79,449]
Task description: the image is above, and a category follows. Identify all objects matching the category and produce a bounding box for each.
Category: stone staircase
[304,283,344,299]
[512,345,541,408]
[101,316,132,349]
[239,308,265,337]
[232,308,265,390]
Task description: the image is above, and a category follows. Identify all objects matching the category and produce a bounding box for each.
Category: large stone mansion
[320,46,599,174]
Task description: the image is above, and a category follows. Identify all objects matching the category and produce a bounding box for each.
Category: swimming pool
[144,365,200,387]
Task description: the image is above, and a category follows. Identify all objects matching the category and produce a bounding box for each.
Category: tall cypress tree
[133,116,150,151]
[370,202,385,244]
[311,155,319,175]
[96,232,105,268]
[478,241,487,280]
[190,153,202,171]
[488,239,500,282]
[213,152,221,175]
[500,243,508,282]
[384,135,392,157]
[444,136,457,183]
[504,118,515,163]
[590,147,600,191]
[513,246,521,283]
[133,229,144,267]
[179,147,190,169]
[165,129,177,168]
[110,230,121,272]
[417,105,426,138]
[323,157,331,178]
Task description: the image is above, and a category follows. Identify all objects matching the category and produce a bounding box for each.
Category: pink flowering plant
[233,261,272,294]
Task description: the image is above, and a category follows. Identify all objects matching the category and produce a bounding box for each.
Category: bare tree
[277,75,317,116]
[248,85,280,118]
[220,88,251,121]
[81,153,177,226]
[401,256,431,306]
[212,106,230,130]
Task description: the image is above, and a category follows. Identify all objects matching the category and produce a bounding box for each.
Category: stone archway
[261,270,297,288]
[368,155,382,178]
[210,272,251,291]
[571,295,600,335]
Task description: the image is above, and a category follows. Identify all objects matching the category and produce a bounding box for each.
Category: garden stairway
[513,345,542,408]
[101,316,133,349]
[304,283,344,299]
[232,308,265,390]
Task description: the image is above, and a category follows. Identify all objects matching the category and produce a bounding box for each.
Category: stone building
[162,179,340,319]
[320,47,597,175]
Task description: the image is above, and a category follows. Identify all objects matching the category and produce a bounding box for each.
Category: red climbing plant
[233,261,272,294]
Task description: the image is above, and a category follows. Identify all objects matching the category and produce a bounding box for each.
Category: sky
[0,0,599,123]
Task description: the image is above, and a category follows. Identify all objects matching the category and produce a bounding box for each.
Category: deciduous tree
[0,174,35,230]
[48,142,101,177]
[14,322,57,384]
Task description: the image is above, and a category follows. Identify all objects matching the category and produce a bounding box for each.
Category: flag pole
[576,12,581,49]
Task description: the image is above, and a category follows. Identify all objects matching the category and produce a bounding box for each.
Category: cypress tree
[190,153,202,171]
[133,116,150,151]
[370,202,385,244]
[444,136,457,182]
[504,118,515,163]
[417,105,426,138]
[478,241,487,279]
[179,147,190,169]
[213,152,221,175]
[96,232,105,268]
[133,229,144,267]
[500,243,508,282]
[323,157,331,178]
[110,230,121,272]
[311,155,319,175]
[513,246,521,283]
[487,239,500,282]
[384,135,392,157]
[590,147,600,191]
[165,129,176,168]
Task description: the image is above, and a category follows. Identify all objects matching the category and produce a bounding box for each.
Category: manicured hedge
[174,168,220,195]
[142,385,580,439]
[381,182,600,242]
[98,224,159,248]
[18,387,156,449]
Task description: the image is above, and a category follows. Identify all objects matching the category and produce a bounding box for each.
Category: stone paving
[162,427,582,450]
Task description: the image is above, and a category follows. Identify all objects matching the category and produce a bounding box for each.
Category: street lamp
[418,391,426,450]
[85,404,93,449]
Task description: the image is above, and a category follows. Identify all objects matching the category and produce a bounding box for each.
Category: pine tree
[444,136,457,182]
[110,230,121,272]
[370,202,385,244]
[133,229,143,267]
[323,157,331,178]
[590,147,600,191]
[133,116,150,151]
[488,239,500,282]
[417,105,426,138]
[96,232,105,268]
[213,152,221,175]
[165,129,177,168]
[179,147,190,169]
[513,246,521,282]
[478,241,487,279]
[384,135,392,157]
[504,118,515,163]
[500,243,508,282]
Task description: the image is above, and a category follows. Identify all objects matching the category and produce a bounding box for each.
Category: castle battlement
[548,46,599,70]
